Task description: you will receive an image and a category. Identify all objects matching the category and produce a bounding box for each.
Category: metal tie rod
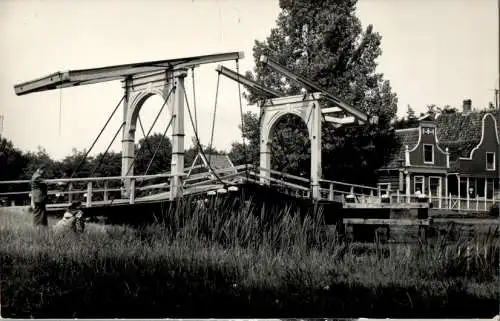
[259,55,373,124]
[215,65,281,98]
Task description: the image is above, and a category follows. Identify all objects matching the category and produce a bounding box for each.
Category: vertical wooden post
[329,183,333,201]
[68,182,73,203]
[457,175,461,211]
[484,178,488,211]
[493,179,496,203]
[405,172,411,203]
[86,182,92,208]
[444,175,448,209]
[466,177,470,210]
[396,190,400,203]
[476,194,479,211]
[129,178,135,204]
[103,181,108,203]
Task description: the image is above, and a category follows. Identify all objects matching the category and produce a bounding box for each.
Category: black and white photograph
[0,0,499,319]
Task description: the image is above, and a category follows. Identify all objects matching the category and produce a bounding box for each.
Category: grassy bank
[1,199,499,318]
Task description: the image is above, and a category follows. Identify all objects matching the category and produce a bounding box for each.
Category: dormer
[406,119,448,168]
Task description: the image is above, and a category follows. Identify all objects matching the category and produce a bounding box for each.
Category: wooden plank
[321,107,342,114]
[343,218,431,226]
[343,203,429,209]
[432,218,500,225]
[15,51,244,95]
[324,115,355,124]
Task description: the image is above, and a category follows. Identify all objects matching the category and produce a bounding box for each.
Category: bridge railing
[0,173,173,208]
[318,179,381,203]
[386,192,498,212]
[244,166,311,199]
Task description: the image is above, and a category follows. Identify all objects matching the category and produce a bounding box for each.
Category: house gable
[408,120,447,168]
[455,113,500,176]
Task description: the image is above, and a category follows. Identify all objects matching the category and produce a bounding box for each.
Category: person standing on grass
[31,165,48,227]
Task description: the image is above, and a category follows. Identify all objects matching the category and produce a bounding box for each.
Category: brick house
[378,100,500,211]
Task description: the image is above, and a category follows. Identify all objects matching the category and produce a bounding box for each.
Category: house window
[486,152,495,170]
[414,176,424,194]
[423,144,434,164]
[378,183,391,194]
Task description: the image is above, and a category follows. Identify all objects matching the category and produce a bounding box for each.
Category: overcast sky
[0,0,498,161]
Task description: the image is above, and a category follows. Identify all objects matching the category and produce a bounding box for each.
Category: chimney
[462,99,472,113]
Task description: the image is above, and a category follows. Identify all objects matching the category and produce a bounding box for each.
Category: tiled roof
[438,140,479,159]
[435,109,500,158]
[384,128,419,168]
[384,108,500,169]
[203,154,235,171]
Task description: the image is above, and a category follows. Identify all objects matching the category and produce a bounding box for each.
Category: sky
[0,0,498,161]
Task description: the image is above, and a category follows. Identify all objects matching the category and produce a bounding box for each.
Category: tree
[426,104,438,119]
[229,111,260,166]
[239,0,400,184]
[0,136,29,203]
[0,135,27,181]
[90,151,122,177]
[57,148,94,178]
[22,146,58,179]
[406,104,416,120]
[134,133,172,175]
[441,105,457,114]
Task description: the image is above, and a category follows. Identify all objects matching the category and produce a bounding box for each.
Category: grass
[1,197,499,318]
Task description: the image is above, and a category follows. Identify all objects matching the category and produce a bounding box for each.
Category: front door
[429,176,442,208]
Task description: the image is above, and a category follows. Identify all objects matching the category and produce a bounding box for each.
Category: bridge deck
[0,164,467,217]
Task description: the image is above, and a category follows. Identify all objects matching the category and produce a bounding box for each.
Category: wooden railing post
[129,178,135,204]
[86,182,93,207]
[329,183,334,201]
[68,183,73,203]
[103,181,108,203]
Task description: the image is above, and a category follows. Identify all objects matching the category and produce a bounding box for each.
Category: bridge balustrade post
[129,178,135,204]
[86,182,92,207]
[68,183,73,203]
[103,181,108,203]
[170,69,187,200]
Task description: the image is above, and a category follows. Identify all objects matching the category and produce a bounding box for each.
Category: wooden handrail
[0,173,175,185]
[320,179,378,192]
[249,171,310,191]
[257,167,310,183]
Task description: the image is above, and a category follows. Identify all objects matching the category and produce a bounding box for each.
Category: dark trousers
[33,201,48,226]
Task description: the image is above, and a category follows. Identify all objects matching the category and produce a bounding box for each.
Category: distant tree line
[0,133,225,204]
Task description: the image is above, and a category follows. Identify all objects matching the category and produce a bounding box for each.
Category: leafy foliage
[133,133,172,176]
[232,0,400,184]
[0,135,27,182]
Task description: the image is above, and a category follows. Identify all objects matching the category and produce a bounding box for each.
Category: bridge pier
[120,71,175,199]
[259,93,323,200]
[169,69,187,199]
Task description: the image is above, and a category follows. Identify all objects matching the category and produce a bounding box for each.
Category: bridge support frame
[169,69,187,199]
[259,93,323,200]
[120,70,176,198]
